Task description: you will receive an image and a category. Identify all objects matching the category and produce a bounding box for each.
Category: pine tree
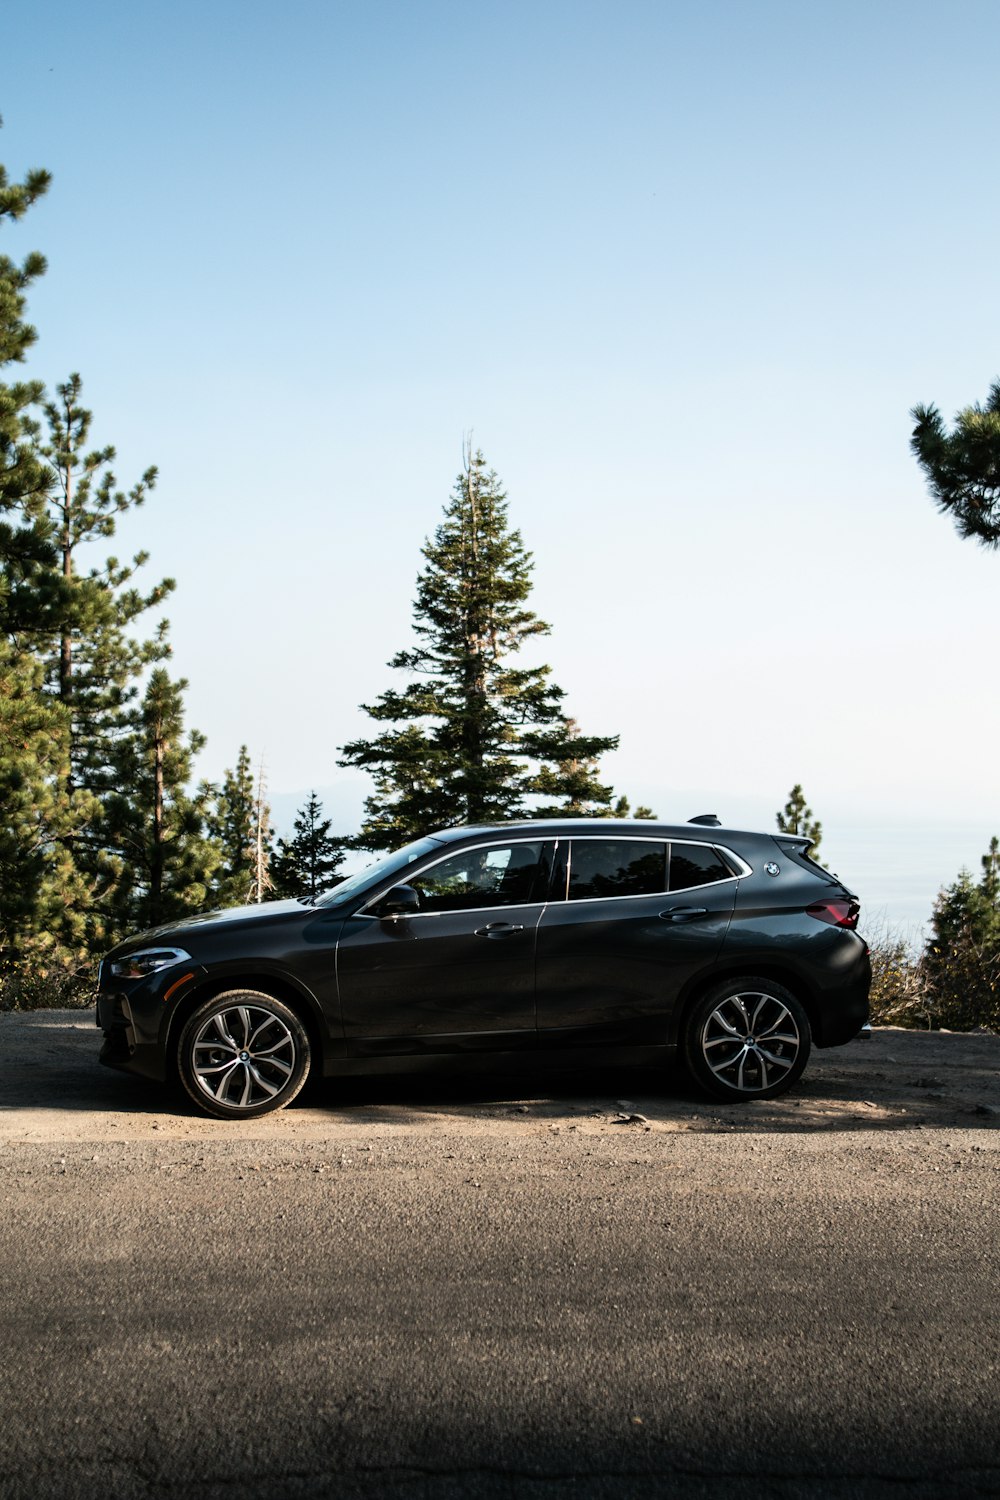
[911,380,1000,548]
[607,795,657,820]
[776,783,822,860]
[528,717,616,818]
[15,375,175,946]
[271,791,346,899]
[35,373,170,792]
[529,717,655,819]
[0,138,98,968]
[208,747,274,907]
[0,639,99,964]
[340,447,618,846]
[0,139,54,634]
[103,669,219,931]
[923,838,1000,1030]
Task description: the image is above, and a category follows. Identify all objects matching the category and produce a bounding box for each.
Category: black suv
[96,818,871,1120]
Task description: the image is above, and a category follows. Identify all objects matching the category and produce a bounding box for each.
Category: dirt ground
[1,1008,998,1142]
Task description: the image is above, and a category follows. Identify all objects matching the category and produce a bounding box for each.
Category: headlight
[109,947,191,980]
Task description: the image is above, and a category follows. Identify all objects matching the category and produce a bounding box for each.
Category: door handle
[658,907,708,923]
[474,922,525,938]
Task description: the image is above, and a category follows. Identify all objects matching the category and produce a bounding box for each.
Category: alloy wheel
[700,989,802,1094]
[190,1003,298,1111]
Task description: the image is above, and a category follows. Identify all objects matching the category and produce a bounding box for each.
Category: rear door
[534,836,738,1048]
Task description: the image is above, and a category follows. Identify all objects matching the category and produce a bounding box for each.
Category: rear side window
[567,840,667,901]
[668,843,734,890]
[775,838,835,882]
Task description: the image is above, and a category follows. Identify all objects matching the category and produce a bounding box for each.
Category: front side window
[567,840,668,901]
[668,843,734,890]
[314,835,445,907]
[405,842,545,913]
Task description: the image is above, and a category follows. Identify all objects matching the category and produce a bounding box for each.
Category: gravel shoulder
[3,1011,1000,1498]
[2,1009,998,1143]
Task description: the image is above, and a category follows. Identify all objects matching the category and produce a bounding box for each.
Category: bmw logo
[764,862,780,877]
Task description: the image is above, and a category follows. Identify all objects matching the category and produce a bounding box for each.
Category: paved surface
[1,1014,999,1498]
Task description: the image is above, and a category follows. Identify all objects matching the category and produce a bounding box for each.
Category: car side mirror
[378,884,420,918]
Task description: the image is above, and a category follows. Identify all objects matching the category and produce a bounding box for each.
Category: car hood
[107,899,308,956]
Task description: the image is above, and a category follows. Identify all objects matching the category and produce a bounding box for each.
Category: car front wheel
[683,978,810,1101]
[178,991,311,1120]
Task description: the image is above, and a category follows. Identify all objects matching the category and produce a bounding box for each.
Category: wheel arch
[673,961,819,1046]
[164,970,328,1081]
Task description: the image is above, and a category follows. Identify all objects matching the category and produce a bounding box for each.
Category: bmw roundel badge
[764,862,780,876]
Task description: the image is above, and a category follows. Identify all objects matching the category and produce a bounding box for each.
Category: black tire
[683,977,811,1102]
[177,990,311,1120]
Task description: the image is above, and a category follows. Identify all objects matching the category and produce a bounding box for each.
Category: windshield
[313,835,446,907]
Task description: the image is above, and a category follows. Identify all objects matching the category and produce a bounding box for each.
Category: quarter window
[567,840,667,901]
[668,843,734,890]
[405,843,545,913]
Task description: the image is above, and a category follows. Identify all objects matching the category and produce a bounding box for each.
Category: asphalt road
[1,1015,999,1499]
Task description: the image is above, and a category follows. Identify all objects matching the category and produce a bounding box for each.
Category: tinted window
[668,843,734,891]
[406,843,544,913]
[314,834,444,906]
[567,840,667,901]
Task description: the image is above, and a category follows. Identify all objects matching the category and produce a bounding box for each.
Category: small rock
[614,1112,648,1125]
[516,1105,530,1114]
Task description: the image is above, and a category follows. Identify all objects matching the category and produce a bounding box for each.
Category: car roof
[429,819,780,844]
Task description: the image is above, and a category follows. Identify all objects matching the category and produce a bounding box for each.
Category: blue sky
[3,0,999,926]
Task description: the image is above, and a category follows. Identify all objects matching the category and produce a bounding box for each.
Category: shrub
[864,914,932,1028]
[0,957,95,1012]
[922,842,1000,1032]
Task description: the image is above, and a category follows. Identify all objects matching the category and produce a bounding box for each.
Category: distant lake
[825,822,997,945]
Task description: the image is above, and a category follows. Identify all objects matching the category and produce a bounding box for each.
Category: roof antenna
[688,813,721,827]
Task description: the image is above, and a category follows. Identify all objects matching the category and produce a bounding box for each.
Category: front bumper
[96,962,206,1082]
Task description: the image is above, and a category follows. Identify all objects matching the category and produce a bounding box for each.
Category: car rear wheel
[178,991,311,1120]
[683,978,810,1101]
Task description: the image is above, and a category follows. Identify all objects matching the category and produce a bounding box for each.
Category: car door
[335,839,551,1057]
[533,836,738,1048]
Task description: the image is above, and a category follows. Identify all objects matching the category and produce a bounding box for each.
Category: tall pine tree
[104,669,219,931]
[208,747,274,907]
[0,138,98,966]
[340,447,618,846]
[271,792,346,899]
[36,372,170,792]
[0,139,53,633]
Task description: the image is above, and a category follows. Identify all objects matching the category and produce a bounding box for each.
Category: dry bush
[862,912,933,1029]
[0,958,95,1012]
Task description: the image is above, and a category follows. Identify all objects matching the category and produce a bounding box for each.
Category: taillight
[806,898,860,929]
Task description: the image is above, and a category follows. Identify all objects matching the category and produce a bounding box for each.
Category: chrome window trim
[351,832,752,917]
[552,874,741,907]
[352,901,550,921]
